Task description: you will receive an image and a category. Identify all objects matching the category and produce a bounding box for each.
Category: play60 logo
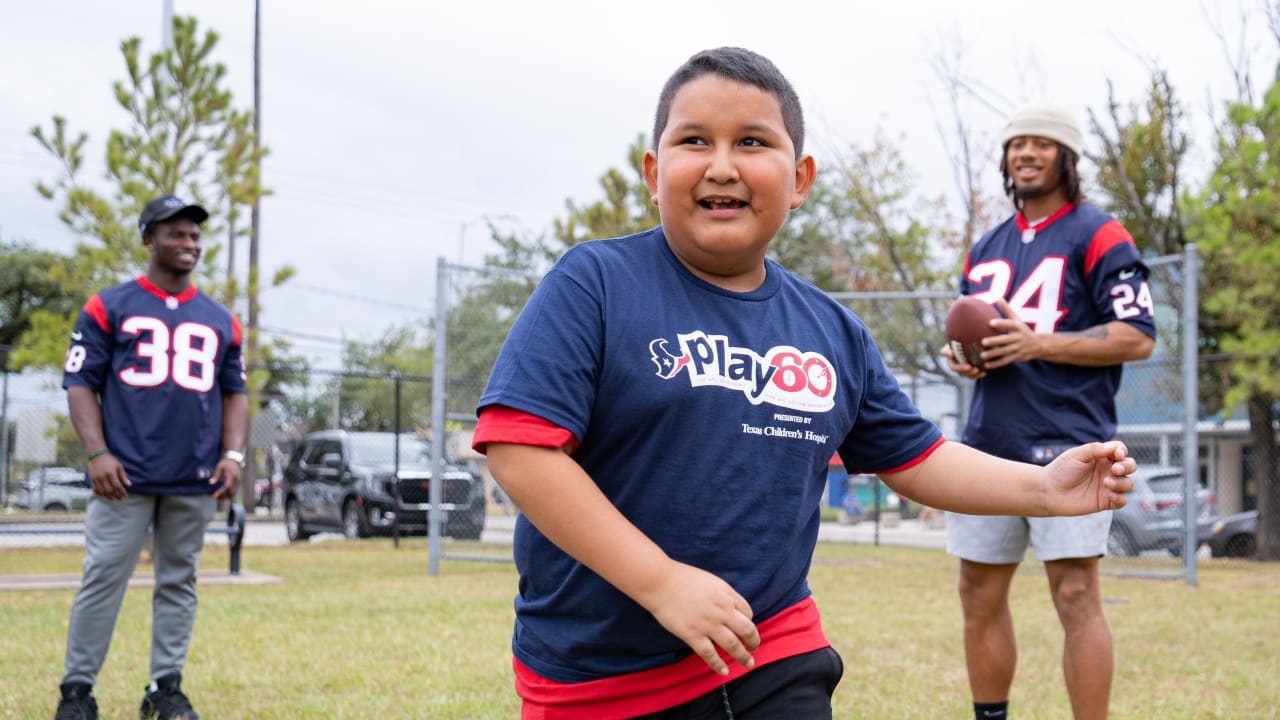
[649,332,836,412]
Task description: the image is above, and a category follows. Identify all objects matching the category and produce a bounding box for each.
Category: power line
[259,325,347,344]
[266,282,433,315]
[0,137,547,231]
[268,167,546,219]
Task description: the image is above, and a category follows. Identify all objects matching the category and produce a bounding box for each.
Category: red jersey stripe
[83,295,109,332]
[1014,201,1075,233]
[1083,220,1136,277]
[136,275,198,304]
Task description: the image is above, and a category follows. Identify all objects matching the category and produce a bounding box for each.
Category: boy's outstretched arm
[486,442,760,676]
[879,440,1135,517]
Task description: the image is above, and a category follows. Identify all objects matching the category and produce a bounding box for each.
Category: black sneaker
[139,673,199,720]
[55,682,98,720]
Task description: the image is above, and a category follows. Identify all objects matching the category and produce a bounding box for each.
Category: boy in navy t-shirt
[473,48,1137,719]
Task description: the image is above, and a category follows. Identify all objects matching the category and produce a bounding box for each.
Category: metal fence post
[0,363,9,508]
[1182,244,1200,586]
[429,257,448,576]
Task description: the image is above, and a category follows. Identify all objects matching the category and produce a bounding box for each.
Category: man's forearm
[221,392,249,451]
[1035,321,1154,366]
[66,385,107,453]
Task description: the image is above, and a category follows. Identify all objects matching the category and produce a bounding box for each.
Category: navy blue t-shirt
[479,227,942,682]
[62,277,246,494]
[959,202,1156,460]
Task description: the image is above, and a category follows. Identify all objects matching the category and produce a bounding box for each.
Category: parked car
[281,430,486,542]
[13,466,92,512]
[1107,466,1216,556]
[1207,510,1258,558]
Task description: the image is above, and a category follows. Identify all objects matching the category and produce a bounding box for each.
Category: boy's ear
[642,149,660,204]
[790,154,817,210]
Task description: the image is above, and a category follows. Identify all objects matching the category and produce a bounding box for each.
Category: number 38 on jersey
[64,317,222,393]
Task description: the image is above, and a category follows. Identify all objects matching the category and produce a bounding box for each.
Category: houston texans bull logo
[649,332,836,412]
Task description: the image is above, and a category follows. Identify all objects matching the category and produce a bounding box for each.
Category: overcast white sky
[0,0,1272,371]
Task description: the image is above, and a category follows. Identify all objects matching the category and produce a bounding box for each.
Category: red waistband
[515,595,828,719]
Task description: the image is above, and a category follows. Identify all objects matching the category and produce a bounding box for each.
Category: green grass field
[1,538,1277,719]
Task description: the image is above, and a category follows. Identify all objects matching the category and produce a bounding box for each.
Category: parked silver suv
[1107,466,1216,556]
[14,466,92,512]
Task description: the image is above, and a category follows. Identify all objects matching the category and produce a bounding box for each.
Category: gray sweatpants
[63,492,215,686]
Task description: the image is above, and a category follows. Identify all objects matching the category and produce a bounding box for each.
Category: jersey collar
[136,275,199,305]
[1015,201,1076,234]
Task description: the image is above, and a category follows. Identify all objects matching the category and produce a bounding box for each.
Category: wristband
[87,448,111,462]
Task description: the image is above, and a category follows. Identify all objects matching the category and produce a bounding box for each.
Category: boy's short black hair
[652,47,805,159]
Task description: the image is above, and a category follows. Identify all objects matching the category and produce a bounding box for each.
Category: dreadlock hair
[1000,143,1082,210]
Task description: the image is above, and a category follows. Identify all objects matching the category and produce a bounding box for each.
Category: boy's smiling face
[643,74,815,292]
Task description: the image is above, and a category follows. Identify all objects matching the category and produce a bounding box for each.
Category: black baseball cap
[138,195,209,238]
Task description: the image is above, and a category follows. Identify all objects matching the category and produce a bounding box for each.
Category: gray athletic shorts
[946,510,1112,564]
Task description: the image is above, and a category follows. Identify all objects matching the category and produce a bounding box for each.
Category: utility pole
[243,0,263,510]
[162,0,174,49]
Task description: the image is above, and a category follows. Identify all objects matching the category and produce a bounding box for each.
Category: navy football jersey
[960,201,1156,460]
[62,277,246,493]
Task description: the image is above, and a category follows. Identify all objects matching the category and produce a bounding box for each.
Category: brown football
[945,296,1002,369]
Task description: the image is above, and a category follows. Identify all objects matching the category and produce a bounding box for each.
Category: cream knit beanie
[1001,101,1083,156]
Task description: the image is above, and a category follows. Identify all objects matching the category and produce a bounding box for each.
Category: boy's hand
[1043,440,1136,515]
[643,561,759,676]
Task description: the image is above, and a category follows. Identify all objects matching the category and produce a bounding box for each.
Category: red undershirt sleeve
[471,405,579,455]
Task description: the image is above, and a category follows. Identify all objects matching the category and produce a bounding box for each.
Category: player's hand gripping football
[940,343,984,380]
[1042,440,1135,515]
[977,298,1043,369]
[642,561,759,676]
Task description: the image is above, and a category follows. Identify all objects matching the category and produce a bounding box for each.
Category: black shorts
[629,646,845,720]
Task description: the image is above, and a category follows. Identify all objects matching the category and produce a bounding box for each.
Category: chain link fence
[429,248,1213,582]
[7,246,1272,585]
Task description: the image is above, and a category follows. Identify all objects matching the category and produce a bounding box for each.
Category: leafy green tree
[818,134,967,388]
[1187,64,1280,560]
[16,15,290,372]
[551,134,661,252]
[1085,71,1223,425]
[0,239,81,370]
[1088,72,1190,257]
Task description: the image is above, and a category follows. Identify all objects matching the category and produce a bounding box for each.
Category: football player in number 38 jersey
[54,194,247,720]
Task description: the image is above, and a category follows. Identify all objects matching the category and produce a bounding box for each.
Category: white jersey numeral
[1110,282,1155,319]
[968,257,1068,333]
[117,316,221,392]
[64,345,87,373]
